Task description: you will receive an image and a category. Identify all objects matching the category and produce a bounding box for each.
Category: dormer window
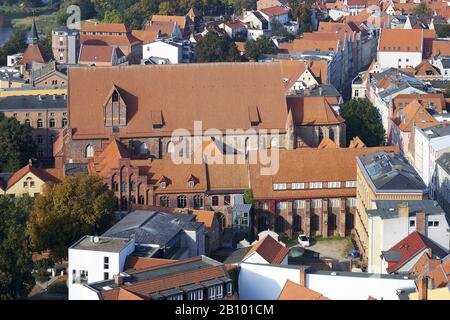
[188,180,195,188]
[160,181,167,189]
[104,85,127,127]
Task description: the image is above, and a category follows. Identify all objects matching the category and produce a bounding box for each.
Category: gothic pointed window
[104,86,127,127]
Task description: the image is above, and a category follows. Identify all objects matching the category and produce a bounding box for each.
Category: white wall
[239,263,416,300]
[143,41,182,64]
[377,51,422,69]
[242,252,269,264]
[68,240,135,300]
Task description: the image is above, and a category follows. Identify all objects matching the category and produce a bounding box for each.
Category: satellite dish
[93,236,100,243]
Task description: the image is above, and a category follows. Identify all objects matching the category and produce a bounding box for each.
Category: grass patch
[47,275,68,295]
[11,12,60,35]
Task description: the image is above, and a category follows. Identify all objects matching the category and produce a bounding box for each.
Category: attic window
[188,180,195,188]
[151,110,163,129]
[248,106,260,126]
[160,181,167,189]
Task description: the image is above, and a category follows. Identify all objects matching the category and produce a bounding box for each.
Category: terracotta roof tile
[260,6,289,17]
[79,45,117,64]
[244,235,289,264]
[151,15,189,29]
[249,146,399,200]
[6,164,60,189]
[68,63,288,139]
[287,96,345,126]
[20,44,46,65]
[379,29,423,52]
[145,21,177,36]
[124,256,178,272]
[384,231,448,274]
[131,30,160,44]
[81,22,129,33]
[278,280,330,300]
[395,100,437,132]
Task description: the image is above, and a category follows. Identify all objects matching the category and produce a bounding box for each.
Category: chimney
[299,268,306,286]
[398,202,409,218]
[318,86,323,96]
[417,277,428,301]
[114,274,124,286]
[28,159,32,166]
[416,212,426,235]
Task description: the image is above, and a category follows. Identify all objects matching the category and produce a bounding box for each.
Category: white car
[298,234,310,247]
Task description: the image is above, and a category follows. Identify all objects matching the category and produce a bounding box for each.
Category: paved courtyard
[289,237,353,262]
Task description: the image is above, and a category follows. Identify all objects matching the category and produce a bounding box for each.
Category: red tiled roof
[287,96,345,126]
[6,164,60,189]
[384,232,448,274]
[278,280,330,300]
[379,29,423,52]
[79,45,118,64]
[20,44,46,65]
[81,22,129,33]
[244,235,289,264]
[124,256,178,272]
[260,6,289,17]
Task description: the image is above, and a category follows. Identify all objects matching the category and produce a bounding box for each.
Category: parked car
[297,234,310,247]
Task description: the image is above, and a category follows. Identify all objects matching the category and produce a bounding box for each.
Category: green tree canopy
[340,98,385,147]
[27,174,116,261]
[0,195,35,300]
[413,3,433,16]
[0,113,37,173]
[194,33,241,62]
[0,28,27,66]
[103,9,123,23]
[244,36,277,60]
[270,19,295,40]
[289,0,313,34]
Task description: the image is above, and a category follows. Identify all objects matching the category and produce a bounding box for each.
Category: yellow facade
[355,165,427,263]
[5,172,47,198]
[409,287,450,300]
[0,87,67,97]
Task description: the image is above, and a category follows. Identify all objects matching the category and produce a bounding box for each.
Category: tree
[194,33,241,62]
[413,3,433,16]
[243,189,254,205]
[340,98,385,147]
[0,113,37,173]
[103,9,122,23]
[27,174,116,261]
[244,36,277,61]
[0,28,27,66]
[227,0,256,15]
[289,0,313,34]
[122,0,159,30]
[0,195,35,300]
[270,19,295,40]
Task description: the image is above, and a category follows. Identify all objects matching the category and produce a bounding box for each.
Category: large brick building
[249,143,399,239]
[0,94,67,160]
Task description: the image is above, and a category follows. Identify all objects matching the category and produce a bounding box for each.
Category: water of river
[0,13,13,47]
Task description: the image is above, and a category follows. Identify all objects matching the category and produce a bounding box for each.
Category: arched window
[121,182,127,192]
[113,181,118,192]
[121,196,128,211]
[49,118,56,128]
[160,196,169,207]
[62,118,68,127]
[25,119,31,127]
[130,181,136,192]
[37,119,42,128]
[193,195,203,209]
[138,195,145,205]
[130,195,136,204]
[244,138,249,155]
[177,195,186,208]
[85,145,94,158]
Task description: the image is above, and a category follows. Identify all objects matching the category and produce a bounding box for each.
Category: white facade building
[68,236,135,300]
[367,200,450,274]
[143,40,183,64]
[238,263,416,300]
[412,124,450,188]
